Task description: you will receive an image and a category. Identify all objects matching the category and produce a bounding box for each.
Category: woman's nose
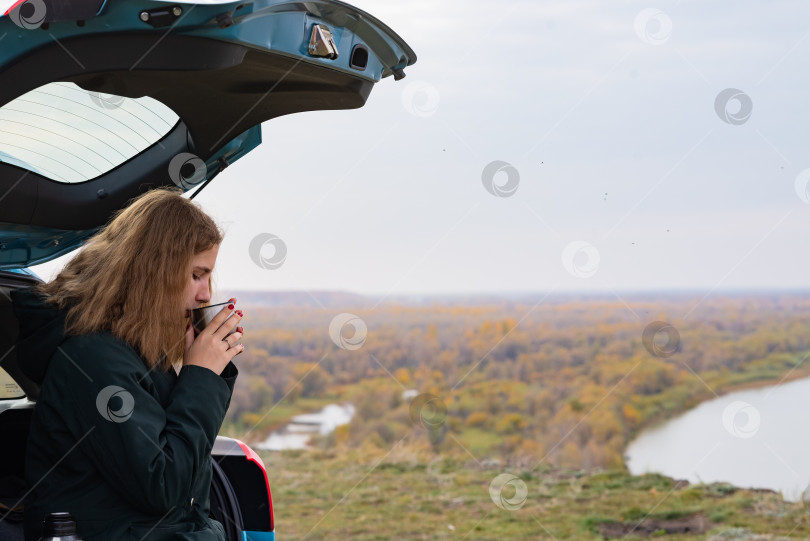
[196,284,210,303]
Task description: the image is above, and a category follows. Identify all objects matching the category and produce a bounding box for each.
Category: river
[625,376,810,501]
[255,403,355,451]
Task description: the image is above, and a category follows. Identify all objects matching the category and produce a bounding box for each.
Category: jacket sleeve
[48,333,238,515]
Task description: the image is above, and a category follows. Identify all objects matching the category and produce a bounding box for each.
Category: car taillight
[2,0,26,16]
[234,438,274,532]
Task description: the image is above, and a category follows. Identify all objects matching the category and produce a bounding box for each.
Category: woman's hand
[183,303,244,375]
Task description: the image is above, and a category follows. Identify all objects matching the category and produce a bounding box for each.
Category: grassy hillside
[260,446,808,540]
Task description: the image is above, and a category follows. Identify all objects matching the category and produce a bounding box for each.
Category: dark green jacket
[11,287,238,541]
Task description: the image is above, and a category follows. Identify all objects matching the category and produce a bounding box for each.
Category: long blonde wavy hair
[34,186,224,371]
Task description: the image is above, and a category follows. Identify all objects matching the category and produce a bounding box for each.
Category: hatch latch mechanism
[308,24,339,60]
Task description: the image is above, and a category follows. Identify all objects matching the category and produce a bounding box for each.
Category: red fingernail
[237,326,243,333]
[228,304,234,310]
[236,310,243,317]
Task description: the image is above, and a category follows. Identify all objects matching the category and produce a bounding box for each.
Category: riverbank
[625,367,810,502]
[255,403,355,451]
[260,445,808,539]
[625,364,810,458]
[712,366,810,395]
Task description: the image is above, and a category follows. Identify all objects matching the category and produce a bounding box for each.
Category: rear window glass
[0,82,179,183]
[0,366,24,399]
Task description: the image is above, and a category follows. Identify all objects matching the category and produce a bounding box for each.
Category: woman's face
[183,244,219,318]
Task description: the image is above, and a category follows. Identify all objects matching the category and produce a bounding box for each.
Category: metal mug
[190,301,239,340]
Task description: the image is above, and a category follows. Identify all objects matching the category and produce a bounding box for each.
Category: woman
[11,187,244,540]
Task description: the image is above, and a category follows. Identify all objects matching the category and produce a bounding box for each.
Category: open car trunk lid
[0,0,415,269]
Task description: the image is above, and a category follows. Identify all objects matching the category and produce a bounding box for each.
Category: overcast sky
[30,0,810,297]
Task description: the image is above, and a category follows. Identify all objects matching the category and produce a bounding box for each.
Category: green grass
[453,427,502,457]
[256,446,810,540]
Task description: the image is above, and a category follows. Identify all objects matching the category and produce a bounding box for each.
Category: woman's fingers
[185,304,245,373]
[205,303,237,335]
[213,308,243,340]
[223,327,244,353]
[229,341,244,357]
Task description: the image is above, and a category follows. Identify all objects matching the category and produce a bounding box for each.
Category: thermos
[37,512,82,541]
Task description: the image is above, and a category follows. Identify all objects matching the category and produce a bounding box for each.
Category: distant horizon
[217,286,810,298]
[21,262,810,300]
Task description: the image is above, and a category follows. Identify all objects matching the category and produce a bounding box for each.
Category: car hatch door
[0,0,415,269]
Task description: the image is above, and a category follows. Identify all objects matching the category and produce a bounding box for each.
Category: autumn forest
[220,292,810,471]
